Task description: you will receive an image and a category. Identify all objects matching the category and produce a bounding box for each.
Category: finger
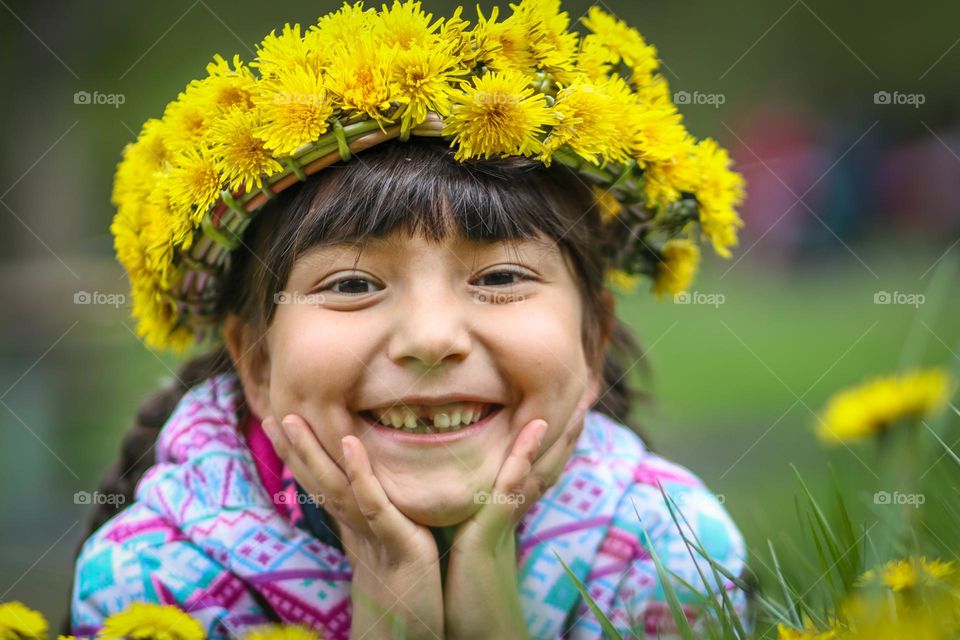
[486,419,548,514]
[266,414,363,527]
[525,403,589,497]
[341,435,421,555]
[280,414,350,490]
[261,415,293,459]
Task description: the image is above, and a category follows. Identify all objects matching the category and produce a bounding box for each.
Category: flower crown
[111,0,746,352]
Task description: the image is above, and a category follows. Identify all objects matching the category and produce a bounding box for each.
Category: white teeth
[369,401,493,432]
[404,413,418,430]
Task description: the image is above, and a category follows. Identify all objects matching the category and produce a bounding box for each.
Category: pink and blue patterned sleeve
[566,462,753,638]
[70,502,273,638]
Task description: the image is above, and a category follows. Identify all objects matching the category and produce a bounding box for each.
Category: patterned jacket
[71,373,753,638]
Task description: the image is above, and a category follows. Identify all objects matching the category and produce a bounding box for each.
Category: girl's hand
[444,394,592,639]
[261,413,444,640]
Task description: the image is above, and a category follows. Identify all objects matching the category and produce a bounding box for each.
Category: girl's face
[239,228,603,527]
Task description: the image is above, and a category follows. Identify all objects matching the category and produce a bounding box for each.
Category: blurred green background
[1,0,958,630]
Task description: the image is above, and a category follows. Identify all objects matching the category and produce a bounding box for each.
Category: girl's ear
[224,313,271,419]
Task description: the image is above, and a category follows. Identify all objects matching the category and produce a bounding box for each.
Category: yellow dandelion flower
[255,65,335,157]
[443,69,557,161]
[166,147,222,223]
[509,0,578,78]
[130,279,195,353]
[438,6,475,70]
[605,268,641,294]
[252,23,322,79]
[111,200,149,283]
[576,34,617,82]
[376,0,441,50]
[635,72,675,108]
[193,53,257,115]
[652,238,700,299]
[543,74,634,165]
[324,32,395,124]
[100,602,204,640]
[390,41,468,136]
[640,132,700,209]
[159,86,209,155]
[0,601,48,640]
[243,623,325,640]
[776,622,838,640]
[817,368,952,444]
[112,119,170,209]
[690,137,745,258]
[591,185,622,223]
[858,557,955,592]
[839,591,949,640]
[581,7,659,83]
[630,104,693,165]
[206,106,284,193]
[311,2,377,65]
[471,6,535,74]
[142,182,190,285]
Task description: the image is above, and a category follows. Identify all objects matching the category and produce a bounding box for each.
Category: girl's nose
[386,282,472,369]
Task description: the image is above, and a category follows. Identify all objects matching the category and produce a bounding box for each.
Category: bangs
[287,137,583,259]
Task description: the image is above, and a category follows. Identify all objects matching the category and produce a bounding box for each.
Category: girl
[68,2,754,638]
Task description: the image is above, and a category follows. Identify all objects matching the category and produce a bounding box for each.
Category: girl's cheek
[267,309,363,410]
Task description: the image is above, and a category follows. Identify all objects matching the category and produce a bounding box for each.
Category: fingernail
[341,437,353,461]
[262,418,276,439]
[535,421,548,447]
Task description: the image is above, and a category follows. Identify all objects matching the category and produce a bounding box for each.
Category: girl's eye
[318,269,533,296]
[323,276,381,296]
[475,269,534,287]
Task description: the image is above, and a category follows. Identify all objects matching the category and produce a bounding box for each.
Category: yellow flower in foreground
[243,623,325,640]
[0,602,47,640]
[652,239,700,299]
[859,556,955,591]
[99,603,204,640]
[839,591,951,640]
[776,622,838,639]
[817,368,952,443]
[443,70,557,161]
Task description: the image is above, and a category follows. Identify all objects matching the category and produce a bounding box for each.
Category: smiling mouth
[359,403,503,435]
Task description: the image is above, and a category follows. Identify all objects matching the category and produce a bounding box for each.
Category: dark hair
[63,137,653,633]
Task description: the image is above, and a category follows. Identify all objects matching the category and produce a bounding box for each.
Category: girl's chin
[384,486,486,527]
